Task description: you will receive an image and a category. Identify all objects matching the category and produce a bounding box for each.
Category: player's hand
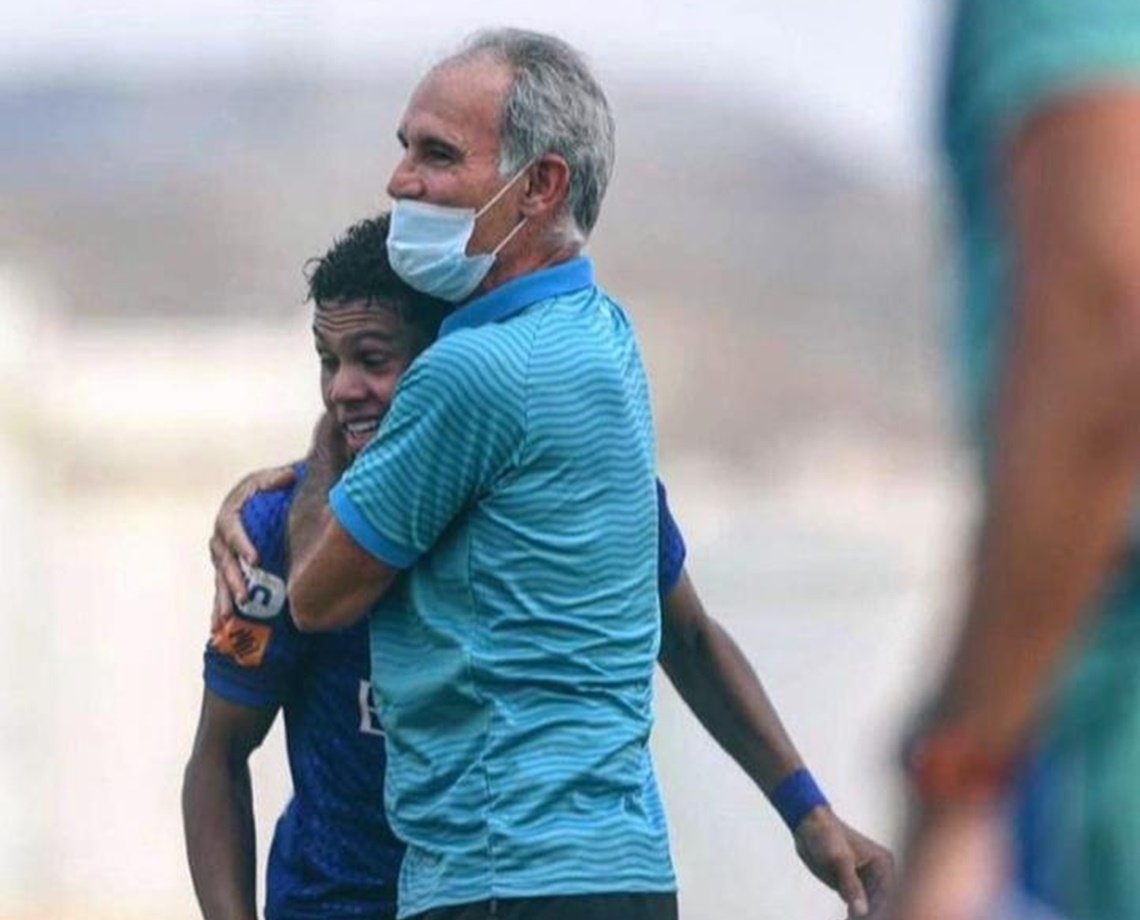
[793,806,895,918]
[884,802,1004,920]
[209,464,297,630]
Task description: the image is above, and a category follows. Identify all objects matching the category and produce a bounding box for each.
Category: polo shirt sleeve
[330,337,524,569]
[944,0,1140,168]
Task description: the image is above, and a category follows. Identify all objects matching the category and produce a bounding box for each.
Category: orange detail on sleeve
[211,616,273,668]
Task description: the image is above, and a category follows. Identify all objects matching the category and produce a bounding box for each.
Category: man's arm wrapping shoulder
[205,482,305,709]
[330,334,526,570]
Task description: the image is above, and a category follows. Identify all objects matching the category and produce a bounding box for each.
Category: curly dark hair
[305,212,451,342]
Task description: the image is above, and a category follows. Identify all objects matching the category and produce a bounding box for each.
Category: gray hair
[443,28,616,243]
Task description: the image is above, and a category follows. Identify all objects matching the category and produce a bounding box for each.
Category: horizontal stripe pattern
[333,277,673,918]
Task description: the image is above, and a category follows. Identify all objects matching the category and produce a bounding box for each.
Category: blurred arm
[928,91,1140,759]
[182,690,277,920]
[890,91,1140,920]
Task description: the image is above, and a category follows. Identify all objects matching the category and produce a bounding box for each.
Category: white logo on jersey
[236,559,287,621]
[358,680,385,737]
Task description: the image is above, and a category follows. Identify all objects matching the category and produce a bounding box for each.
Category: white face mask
[386,165,531,304]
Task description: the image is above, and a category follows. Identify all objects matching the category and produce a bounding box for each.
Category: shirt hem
[396,878,678,920]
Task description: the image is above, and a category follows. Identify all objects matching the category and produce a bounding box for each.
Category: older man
[262,29,885,920]
[282,30,675,920]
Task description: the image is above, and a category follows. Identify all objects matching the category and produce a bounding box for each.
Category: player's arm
[659,571,805,793]
[182,690,277,920]
[660,571,893,917]
[653,484,808,796]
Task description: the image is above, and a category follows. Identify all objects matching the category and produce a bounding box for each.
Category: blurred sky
[3,0,946,186]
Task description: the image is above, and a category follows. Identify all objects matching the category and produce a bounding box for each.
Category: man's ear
[520,153,571,219]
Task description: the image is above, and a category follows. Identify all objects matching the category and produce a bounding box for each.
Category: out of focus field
[0,56,964,919]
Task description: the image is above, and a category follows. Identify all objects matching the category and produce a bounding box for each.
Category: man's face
[313,300,421,456]
[387,57,526,256]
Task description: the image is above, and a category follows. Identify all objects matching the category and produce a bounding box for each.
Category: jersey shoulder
[239,465,305,579]
[203,465,307,707]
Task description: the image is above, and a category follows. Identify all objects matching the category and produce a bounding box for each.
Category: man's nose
[387,155,425,201]
[330,366,368,403]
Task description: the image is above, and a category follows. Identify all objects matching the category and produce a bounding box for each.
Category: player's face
[313,299,419,456]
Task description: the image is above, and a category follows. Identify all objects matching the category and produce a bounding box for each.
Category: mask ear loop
[491,214,529,255]
[476,157,539,255]
[475,157,539,218]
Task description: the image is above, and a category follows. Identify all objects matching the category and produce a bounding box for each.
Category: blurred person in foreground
[190,218,892,920]
[892,4,1140,920]
[193,25,893,918]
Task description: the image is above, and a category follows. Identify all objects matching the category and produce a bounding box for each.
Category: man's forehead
[400,57,512,143]
[313,300,405,338]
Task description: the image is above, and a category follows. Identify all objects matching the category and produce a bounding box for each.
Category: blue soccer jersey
[203,467,402,920]
[202,468,687,920]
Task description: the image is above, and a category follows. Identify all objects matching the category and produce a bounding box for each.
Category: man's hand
[209,464,297,630]
[794,806,895,918]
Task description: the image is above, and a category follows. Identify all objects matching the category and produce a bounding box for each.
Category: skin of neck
[465,213,583,302]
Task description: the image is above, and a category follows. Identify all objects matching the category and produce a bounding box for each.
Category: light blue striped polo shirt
[328,257,675,918]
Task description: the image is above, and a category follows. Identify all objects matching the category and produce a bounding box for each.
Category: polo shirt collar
[439,257,595,338]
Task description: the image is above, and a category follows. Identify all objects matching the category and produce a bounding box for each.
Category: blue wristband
[769,768,829,831]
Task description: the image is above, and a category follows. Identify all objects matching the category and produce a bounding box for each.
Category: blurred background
[1,2,968,918]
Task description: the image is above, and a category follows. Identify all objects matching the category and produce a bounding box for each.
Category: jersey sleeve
[330,338,524,569]
[944,0,1140,172]
[203,482,307,711]
[656,478,687,599]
